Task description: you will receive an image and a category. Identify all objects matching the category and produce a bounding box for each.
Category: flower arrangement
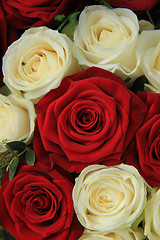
[0,0,160,239]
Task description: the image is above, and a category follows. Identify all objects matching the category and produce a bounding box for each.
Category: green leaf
[9,157,19,181]
[57,10,80,37]
[54,14,65,22]
[124,77,131,83]
[94,0,112,8]
[130,75,148,93]
[25,149,35,166]
[66,11,80,38]
[7,141,27,151]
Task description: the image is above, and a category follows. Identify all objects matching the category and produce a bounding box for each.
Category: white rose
[73,164,147,232]
[78,228,144,240]
[0,93,36,152]
[144,188,160,240]
[137,30,160,93]
[139,20,154,33]
[73,5,142,83]
[3,26,80,103]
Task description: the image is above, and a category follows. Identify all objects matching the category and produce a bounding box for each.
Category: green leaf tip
[94,0,112,8]
[7,141,27,151]
[25,148,35,166]
[66,11,80,38]
[54,14,65,22]
[57,10,80,37]
[9,157,19,181]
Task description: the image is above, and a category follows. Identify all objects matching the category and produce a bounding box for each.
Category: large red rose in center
[34,67,147,173]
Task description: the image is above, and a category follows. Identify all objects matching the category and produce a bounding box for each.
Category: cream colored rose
[73,164,147,232]
[137,30,160,93]
[139,20,154,33]
[144,188,160,240]
[0,93,36,152]
[3,26,80,103]
[78,228,144,240]
[73,5,142,83]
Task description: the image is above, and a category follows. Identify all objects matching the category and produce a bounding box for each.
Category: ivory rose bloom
[137,30,160,93]
[73,164,147,232]
[78,228,144,240]
[0,93,36,151]
[73,5,142,83]
[144,188,160,240]
[3,26,80,103]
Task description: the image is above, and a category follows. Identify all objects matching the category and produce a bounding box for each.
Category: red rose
[1,0,85,29]
[0,162,83,240]
[0,4,18,86]
[34,67,147,173]
[0,5,7,86]
[106,0,159,10]
[124,91,160,187]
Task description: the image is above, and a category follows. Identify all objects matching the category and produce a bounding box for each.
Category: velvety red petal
[106,0,159,10]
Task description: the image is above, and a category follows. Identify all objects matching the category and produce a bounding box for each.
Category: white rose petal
[139,20,154,33]
[3,26,80,103]
[144,188,160,240]
[73,164,147,232]
[0,94,36,152]
[137,30,160,93]
[78,228,144,240]
[73,5,142,82]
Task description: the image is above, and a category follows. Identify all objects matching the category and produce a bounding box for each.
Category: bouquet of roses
[0,0,160,239]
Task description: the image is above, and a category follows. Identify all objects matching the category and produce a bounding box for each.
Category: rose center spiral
[76,108,99,132]
[80,110,94,123]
